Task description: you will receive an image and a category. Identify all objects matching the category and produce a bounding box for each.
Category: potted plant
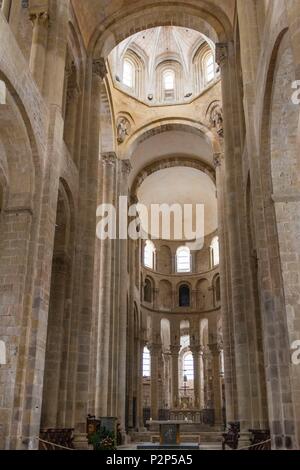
[89,426,117,451]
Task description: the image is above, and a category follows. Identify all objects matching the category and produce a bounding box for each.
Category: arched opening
[210,236,219,268]
[143,278,153,303]
[179,284,190,307]
[144,240,155,269]
[143,346,151,377]
[176,246,191,273]
[123,57,135,89]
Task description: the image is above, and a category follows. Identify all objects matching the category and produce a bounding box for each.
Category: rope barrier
[38,437,75,451]
[236,439,271,451]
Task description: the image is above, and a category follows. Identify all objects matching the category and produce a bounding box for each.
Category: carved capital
[170,345,181,356]
[120,159,132,176]
[29,11,49,27]
[190,345,203,355]
[92,58,107,79]
[101,152,117,166]
[215,43,228,67]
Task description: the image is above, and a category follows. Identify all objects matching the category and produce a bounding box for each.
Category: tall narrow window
[163,69,175,100]
[143,347,151,377]
[123,58,135,88]
[205,53,215,82]
[183,352,194,381]
[176,246,191,273]
[163,70,175,90]
[144,240,155,269]
[211,236,220,267]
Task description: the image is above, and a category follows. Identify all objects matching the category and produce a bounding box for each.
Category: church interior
[0,0,300,451]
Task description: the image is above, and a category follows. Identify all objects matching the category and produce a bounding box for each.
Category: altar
[137,420,199,450]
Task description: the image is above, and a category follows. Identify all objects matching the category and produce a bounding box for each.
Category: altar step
[130,431,251,447]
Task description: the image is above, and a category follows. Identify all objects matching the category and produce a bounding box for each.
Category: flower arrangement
[90,426,116,451]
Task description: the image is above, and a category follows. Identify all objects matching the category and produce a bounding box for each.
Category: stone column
[213,151,236,422]
[41,255,68,428]
[202,346,211,408]
[190,345,201,409]
[170,345,180,409]
[149,343,161,420]
[138,340,146,429]
[117,159,132,429]
[95,152,117,417]
[199,347,205,408]
[29,9,49,90]
[216,41,253,429]
[1,0,12,20]
[209,343,223,426]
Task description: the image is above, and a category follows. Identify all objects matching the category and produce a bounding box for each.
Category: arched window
[163,69,175,100]
[204,52,215,83]
[176,246,191,273]
[179,285,190,307]
[143,346,151,377]
[211,237,220,267]
[144,240,155,269]
[144,278,152,303]
[123,58,135,88]
[183,352,194,381]
[163,70,175,90]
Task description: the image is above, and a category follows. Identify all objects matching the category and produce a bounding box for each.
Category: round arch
[88,1,233,56]
[131,154,216,198]
[121,119,220,160]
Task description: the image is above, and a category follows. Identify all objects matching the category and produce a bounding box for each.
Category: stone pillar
[209,343,223,426]
[190,345,201,409]
[149,343,161,420]
[1,0,12,20]
[29,9,49,90]
[213,151,236,423]
[117,159,132,429]
[199,347,205,409]
[41,255,68,428]
[138,340,146,429]
[95,152,117,417]
[216,41,253,430]
[170,345,180,409]
[202,346,211,408]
